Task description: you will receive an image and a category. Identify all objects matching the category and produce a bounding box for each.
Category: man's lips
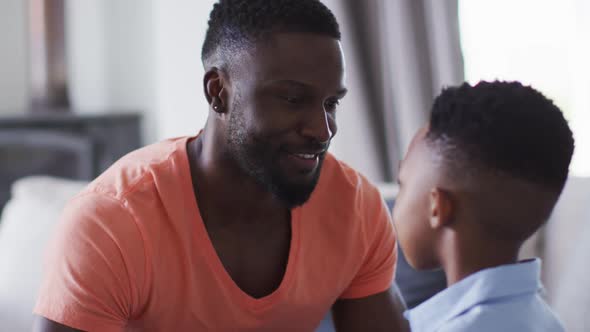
[292,152,319,159]
[284,150,326,172]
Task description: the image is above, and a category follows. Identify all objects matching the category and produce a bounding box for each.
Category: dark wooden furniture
[0,112,142,212]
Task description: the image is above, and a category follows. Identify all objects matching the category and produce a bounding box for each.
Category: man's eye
[281,95,304,104]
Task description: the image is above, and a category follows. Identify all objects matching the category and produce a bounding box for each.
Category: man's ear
[429,188,453,229]
[203,68,228,113]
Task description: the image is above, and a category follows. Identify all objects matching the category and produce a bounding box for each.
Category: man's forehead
[229,33,345,93]
[264,31,341,48]
[250,33,343,69]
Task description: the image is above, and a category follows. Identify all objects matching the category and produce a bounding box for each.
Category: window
[459,0,590,176]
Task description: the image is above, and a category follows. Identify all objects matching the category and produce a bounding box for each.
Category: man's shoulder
[320,153,380,195]
[84,136,191,200]
[305,153,386,223]
[57,137,193,246]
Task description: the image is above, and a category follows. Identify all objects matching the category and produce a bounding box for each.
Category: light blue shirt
[404,259,564,332]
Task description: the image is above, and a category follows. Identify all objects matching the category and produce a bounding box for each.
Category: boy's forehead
[408,127,428,152]
[401,128,447,185]
[399,129,427,177]
[404,127,429,162]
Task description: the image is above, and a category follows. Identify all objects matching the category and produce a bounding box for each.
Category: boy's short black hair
[202,0,341,62]
[427,81,574,193]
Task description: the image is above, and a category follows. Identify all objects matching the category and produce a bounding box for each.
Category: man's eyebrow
[268,80,311,89]
[269,80,348,97]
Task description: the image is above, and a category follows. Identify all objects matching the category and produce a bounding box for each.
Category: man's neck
[439,232,520,286]
[187,128,289,227]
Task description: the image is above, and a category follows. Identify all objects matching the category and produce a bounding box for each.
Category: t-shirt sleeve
[339,185,397,299]
[34,192,149,332]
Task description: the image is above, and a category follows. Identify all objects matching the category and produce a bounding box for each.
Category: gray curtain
[342,0,464,179]
[336,0,465,311]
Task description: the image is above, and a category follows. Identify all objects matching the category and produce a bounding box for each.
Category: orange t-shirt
[34,136,397,332]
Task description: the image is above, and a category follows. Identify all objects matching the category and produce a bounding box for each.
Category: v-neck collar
[180,135,301,312]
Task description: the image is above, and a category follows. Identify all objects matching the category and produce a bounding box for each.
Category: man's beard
[226,110,327,208]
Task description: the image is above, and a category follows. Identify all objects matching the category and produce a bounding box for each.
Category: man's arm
[332,286,409,332]
[33,317,84,332]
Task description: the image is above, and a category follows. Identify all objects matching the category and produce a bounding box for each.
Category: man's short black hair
[427,81,575,192]
[201,0,341,62]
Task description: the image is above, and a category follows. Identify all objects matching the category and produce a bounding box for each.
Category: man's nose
[301,107,334,144]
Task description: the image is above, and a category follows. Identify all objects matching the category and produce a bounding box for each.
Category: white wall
[65,0,108,112]
[66,0,213,144]
[104,1,158,144]
[0,0,28,113]
[152,0,215,141]
[66,0,158,143]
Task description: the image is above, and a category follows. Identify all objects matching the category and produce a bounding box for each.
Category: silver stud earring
[212,96,223,112]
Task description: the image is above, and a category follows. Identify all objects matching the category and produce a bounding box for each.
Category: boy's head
[393,81,575,270]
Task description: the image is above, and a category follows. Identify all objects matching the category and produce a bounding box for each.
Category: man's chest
[135,207,366,330]
[206,219,293,299]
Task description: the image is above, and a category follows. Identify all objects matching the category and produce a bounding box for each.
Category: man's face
[225,33,347,208]
[392,128,440,270]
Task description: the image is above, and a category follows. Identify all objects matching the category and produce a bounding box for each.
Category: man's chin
[261,153,326,208]
[270,174,320,208]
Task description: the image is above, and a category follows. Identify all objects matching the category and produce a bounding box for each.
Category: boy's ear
[429,188,453,229]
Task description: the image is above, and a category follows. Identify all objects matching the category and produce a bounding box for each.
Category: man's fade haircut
[201,0,341,63]
[426,81,574,193]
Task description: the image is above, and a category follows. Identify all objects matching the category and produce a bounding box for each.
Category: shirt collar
[404,259,543,332]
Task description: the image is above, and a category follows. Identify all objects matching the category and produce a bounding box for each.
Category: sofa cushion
[0,176,87,332]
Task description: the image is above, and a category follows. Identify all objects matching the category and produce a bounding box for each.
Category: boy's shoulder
[439,294,564,332]
[406,260,565,332]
